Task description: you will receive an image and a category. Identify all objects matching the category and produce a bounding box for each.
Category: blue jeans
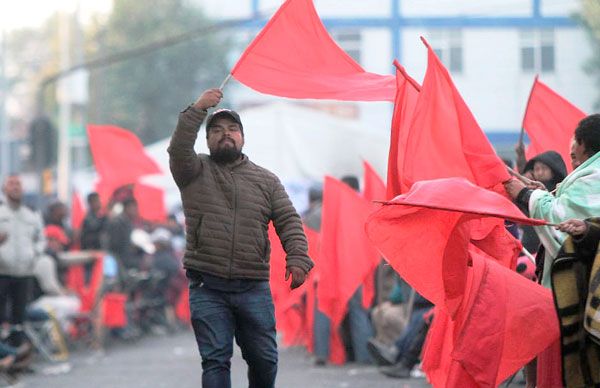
[189,280,277,388]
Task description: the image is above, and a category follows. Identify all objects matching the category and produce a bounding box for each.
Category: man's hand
[503,178,527,200]
[557,219,588,236]
[285,266,306,290]
[193,88,223,110]
[526,180,547,191]
[0,232,7,246]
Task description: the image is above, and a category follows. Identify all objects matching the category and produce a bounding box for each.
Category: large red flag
[422,250,559,388]
[87,125,161,187]
[523,77,586,172]
[366,181,558,386]
[401,38,510,190]
[365,177,546,317]
[230,0,395,102]
[88,125,166,221]
[386,61,421,198]
[318,176,380,326]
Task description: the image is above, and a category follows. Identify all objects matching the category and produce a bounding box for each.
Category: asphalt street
[15,330,432,388]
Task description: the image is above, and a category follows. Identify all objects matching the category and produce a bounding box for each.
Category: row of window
[332,29,556,74]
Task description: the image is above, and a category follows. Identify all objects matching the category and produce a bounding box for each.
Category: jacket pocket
[261,228,270,263]
[193,215,204,250]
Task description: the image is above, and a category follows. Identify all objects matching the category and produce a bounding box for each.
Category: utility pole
[56,11,72,202]
[0,29,9,180]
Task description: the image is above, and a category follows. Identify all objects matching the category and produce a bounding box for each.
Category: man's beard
[210,146,242,164]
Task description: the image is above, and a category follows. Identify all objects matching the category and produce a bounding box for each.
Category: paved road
[15,330,431,388]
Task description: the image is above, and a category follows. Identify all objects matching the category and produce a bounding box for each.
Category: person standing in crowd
[505,114,600,287]
[105,198,140,271]
[80,192,106,251]
[552,217,600,386]
[0,174,45,348]
[518,151,567,254]
[168,88,313,388]
[505,114,600,387]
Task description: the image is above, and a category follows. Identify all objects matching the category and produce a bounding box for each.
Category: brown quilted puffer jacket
[168,105,313,280]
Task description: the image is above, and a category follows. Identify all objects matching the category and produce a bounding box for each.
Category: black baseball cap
[205,109,243,134]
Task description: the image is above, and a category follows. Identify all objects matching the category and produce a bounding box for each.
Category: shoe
[314,356,327,366]
[379,361,412,379]
[366,338,398,366]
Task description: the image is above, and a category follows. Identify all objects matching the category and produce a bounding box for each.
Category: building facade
[197,0,595,158]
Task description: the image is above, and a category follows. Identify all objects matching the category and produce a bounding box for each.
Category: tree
[87,0,230,144]
[579,0,600,110]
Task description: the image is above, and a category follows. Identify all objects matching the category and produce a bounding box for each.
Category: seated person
[30,226,81,332]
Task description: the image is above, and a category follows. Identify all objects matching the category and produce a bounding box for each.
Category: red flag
[366,178,545,316]
[317,176,380,326]
[71,190,85,230]
[422,250,559,387]
[362,160,387,203]
[523,77,586,172]
[230,0,395,102]
[386,61,421,198]
[366,180,558,387]
[132,183,167,222]
[401,38,510,191]
[87,125,162,188]
[361,160,386,308]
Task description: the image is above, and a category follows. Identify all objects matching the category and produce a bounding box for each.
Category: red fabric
[231,0,395,102]
[366,197,559,387]
[79,254,104,312]
[400,38,510,191]
[317,176,380,326]
[386,61,421,198]
[523,77,585,172]
[44,225,69,245]
[132,183,167,222]
[102,292,128,328]
[176,287,191,323]
[381,177,547,226]
[269,224,320,347]
[536,340,564,388]
[87,125,161,188]
[361,160,386,308]
[71,191,85,230]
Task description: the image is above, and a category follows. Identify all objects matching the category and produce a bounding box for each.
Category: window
[331,29,362,64]
[427,29,463,73]
[520,29,555,73]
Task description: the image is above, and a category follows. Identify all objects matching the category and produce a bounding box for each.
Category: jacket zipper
[229,170,237,279]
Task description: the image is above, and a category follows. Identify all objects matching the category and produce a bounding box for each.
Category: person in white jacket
[0,174,45,346]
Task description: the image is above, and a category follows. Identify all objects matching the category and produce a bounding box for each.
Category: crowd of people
[1,83,599,388]
[0,176,189,383]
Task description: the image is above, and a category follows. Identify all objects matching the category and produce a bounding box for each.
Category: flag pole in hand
[219,74,232,91]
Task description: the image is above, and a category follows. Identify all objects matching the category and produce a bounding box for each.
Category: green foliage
[87,0,230,144]
[579,0,600,110]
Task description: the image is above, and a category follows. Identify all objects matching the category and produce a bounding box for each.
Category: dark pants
[189,280,277,388]
[0,275,31,325]
[394,306,431,367]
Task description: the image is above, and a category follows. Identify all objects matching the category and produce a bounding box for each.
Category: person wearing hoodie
[519,151,568,254]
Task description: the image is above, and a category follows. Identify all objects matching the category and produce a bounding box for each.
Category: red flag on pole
[230,0,395,101]
[71,190,85,230]
[401,38,510,191]
[87,125,161,187]
[386,61,421,198]
[318,176,380,326]
[366,180,558,386]
[523,77,586,172]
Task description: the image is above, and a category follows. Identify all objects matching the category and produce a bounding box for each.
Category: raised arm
[168,88,223,187]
